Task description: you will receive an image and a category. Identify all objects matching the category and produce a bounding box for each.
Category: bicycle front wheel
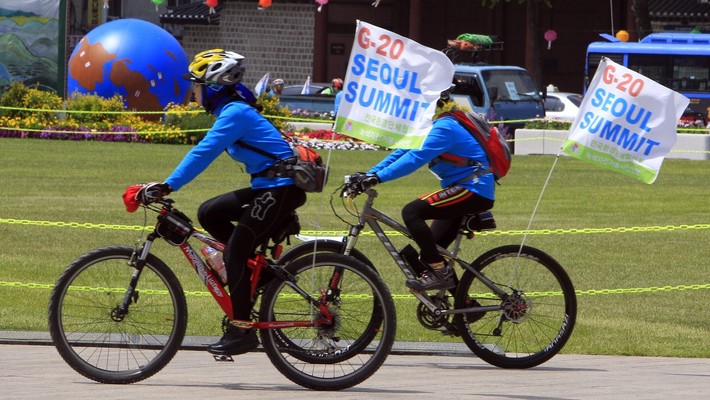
[454,245,576,369]
[259,253,396,390]
[48,246,188,384]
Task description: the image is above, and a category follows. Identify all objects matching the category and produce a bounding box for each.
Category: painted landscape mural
[0,0,61,93]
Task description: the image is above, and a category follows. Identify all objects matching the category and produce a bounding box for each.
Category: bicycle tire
[274,239,383,362]
[454,245,576,369]
[48,246,188,384]
[278,239,376,270]
[259,253,396,390]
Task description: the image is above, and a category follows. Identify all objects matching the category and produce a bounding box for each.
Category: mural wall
[0,0,62,93]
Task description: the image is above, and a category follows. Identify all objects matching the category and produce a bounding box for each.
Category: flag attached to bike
[334,21,455,149]
[561,57,689,184]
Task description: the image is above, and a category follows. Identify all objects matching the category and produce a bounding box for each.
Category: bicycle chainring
[416,300,449,330]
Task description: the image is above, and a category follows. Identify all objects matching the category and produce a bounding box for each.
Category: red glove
[122,182,172,213]
[123,184,144,213]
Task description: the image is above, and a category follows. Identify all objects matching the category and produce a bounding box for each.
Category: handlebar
[340,174,378,199]
[340,175,363,198]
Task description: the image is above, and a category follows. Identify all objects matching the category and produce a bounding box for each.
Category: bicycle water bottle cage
[156,209,194,246]
[463,211,496,237]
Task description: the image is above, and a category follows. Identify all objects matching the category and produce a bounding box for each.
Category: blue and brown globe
[67,19,191,117]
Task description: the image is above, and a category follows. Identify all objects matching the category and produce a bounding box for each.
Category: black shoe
[405,264,455,291]
[207,326,259,355]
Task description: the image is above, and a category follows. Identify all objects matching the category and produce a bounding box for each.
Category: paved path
[1,343,708,400]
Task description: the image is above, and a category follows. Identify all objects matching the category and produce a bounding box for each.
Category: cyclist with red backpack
[348,87,496,291]
[127,49,307,356]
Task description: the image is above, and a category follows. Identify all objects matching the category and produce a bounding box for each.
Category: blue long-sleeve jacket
[367,115,495,201]
[166,100,294,191]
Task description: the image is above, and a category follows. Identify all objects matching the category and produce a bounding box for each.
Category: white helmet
[186,49,245,85]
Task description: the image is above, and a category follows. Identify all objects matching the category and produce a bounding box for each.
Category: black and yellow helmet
[186,49,245,85]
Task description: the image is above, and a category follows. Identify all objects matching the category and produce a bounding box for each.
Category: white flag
[301,76,311,95]
[254,73,270,96]
[334,21,455,149]
[562,57,689,184]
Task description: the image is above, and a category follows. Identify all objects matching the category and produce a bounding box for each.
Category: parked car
[281,83,330,95]
[544,86,583,122]
[277,82,336,115]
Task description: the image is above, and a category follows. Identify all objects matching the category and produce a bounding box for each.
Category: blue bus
[586,32,710,125]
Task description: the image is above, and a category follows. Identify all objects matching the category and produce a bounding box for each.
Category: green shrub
[22,87,64,126]
[164,102,214,143]
[524,118,572,130]
[0,81,31,118]
[65,91,126,128]
[0,82,64,128]
[258,93,292,132]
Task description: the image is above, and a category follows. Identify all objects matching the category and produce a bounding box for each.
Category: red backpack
[433,110,511,182]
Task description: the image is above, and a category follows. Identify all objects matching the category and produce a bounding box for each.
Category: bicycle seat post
[448,215,470,259]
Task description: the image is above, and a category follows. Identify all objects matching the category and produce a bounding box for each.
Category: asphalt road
[1,342,708,400]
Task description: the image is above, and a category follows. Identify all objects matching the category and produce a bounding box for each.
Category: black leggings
[197,185,307,320]
[401,185,494,265]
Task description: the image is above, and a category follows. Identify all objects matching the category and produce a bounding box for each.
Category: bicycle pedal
[213,354,235,362]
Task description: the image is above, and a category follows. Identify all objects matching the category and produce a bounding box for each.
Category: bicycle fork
[116,233,160,320]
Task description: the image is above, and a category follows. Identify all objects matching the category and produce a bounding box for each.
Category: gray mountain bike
[277,176,577,369]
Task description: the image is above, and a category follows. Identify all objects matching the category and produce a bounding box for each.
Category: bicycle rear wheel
[48,246,187,384]
[454,245,576,369]
[259,253,396,390]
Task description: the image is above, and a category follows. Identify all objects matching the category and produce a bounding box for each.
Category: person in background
[269,78,284,96]
[321,78,343,95]
[334,80,345,116]
[127,49,306,356]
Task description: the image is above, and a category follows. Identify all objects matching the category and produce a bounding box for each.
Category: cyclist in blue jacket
[138,49,307,356]
[349,89,495,291]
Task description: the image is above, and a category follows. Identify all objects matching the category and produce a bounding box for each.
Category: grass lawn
[0,137,708,358]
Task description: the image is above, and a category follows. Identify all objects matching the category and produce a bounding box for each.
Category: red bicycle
[48,196,396,390]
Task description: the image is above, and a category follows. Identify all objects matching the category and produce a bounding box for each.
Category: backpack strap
[237,139,279,160]
[430,153,479,167]
[236,140,297,179]
[450,167,493,186]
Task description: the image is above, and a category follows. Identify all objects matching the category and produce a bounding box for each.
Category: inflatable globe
[67,19,191,116]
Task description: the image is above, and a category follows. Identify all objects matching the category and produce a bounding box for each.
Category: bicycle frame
[340,188,506,316]
[129,213,335,331]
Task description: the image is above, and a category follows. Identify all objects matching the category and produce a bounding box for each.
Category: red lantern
[258,0,272,8]
[206,0,218,8]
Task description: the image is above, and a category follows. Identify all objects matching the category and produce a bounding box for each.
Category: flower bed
[0,82,379,149]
